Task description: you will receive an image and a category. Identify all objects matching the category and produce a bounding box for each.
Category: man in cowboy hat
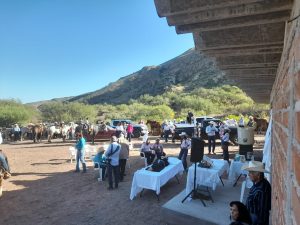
[242,161,271,225]
[178,132,191,171]
[105,136,121,190]
[205,121,218,154]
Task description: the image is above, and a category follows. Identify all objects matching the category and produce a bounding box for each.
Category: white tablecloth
[228,161,249,183]
[130,157,184,200]
[185,159,229,194]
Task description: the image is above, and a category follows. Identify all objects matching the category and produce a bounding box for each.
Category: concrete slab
[162,179,246,225]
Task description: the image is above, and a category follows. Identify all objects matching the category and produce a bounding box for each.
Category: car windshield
[112,120,132,126]
[203,120,220,127]
[196,117,213,123]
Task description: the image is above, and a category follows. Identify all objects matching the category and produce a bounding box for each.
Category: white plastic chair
[69,147,76,163]
[140,152,148,167]
[90,155,104,182]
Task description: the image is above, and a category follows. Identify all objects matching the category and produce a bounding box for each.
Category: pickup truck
[173,118,238,144]
[111,119,148,138]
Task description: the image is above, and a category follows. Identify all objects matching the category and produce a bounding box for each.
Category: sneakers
[107,187,113,190]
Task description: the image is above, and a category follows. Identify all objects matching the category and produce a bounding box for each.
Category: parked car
[85,125,116,142]
[111,119,148,138]
[173,118,238,144]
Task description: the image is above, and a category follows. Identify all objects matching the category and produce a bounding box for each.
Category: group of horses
[1,123,78,143]
[1,122,109,144]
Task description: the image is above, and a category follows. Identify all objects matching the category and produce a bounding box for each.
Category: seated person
[140,139,155,165]
[151,138,166,159]
[93,147,106,180]
[0,149,10,173]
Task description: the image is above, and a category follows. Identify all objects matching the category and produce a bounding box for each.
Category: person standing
[238,115,245,127]
[75,133,87,173]
[187,110,194,124]
[163,122,170,143]
[118,136,129,182]
[13,124,20,141]
[221,128,231,162]
[205,121,218,154]
[242,161,271,225]
[247,116,255,127]
[105,136,121,190]
[115,122,124,138]
[126,123,133,143]
[178,133,191,170]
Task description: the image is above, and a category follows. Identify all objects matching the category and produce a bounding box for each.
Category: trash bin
[237,127,255,158]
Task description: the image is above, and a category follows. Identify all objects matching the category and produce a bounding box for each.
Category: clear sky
[0,0,194,103]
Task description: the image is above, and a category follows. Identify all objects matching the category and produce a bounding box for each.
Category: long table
[130,157,184,200]
[185,159,229,196]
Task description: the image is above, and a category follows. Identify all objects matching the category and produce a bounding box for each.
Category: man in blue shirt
[75,133,86,173]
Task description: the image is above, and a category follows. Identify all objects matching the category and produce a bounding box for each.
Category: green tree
[0,99,39,127]
[39,102,97,123]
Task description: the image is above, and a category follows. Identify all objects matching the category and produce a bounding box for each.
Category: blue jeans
[76,150,86,172]
[0,153,10,172]
[208,136,216,153]
[178,148,188,170]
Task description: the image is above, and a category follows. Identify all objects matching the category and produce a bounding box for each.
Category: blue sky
[0,0,194,103]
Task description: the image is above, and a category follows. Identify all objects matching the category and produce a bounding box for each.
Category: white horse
[47,125,62,142]
[61,125,71,142]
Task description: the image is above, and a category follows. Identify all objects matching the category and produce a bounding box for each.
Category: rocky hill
[68,48,233,104]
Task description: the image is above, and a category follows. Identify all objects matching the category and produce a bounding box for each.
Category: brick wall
[271,1,300,224]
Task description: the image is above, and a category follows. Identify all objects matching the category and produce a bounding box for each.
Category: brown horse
[146,120,162,136]
[32,124,44,143]
[254,118,269,134]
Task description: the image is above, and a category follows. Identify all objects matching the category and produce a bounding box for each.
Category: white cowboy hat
[209,121,214,124]
[179,132,187,136]
[241,160,270,173]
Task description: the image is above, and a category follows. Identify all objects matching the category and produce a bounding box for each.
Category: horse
[61,124,71,142]
[254,118,269,134]
[146,120,162,136]
[47,125,62,143]
[20,126,32,141]
[32,124,44,143]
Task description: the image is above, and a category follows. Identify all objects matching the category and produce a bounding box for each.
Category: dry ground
[0,135,264,225]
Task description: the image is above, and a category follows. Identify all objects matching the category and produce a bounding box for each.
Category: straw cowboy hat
[241,161,270,173]
[97,146,105,153]
[111,136,118,142]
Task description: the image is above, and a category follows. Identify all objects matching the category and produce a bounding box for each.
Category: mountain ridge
[67,48,232,104]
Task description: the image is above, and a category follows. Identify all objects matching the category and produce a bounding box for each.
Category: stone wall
[271,0,300,224]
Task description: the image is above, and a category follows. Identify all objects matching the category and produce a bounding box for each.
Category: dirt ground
[0,135,265,225]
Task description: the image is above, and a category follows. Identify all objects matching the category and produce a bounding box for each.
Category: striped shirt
[246,178,271,225]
